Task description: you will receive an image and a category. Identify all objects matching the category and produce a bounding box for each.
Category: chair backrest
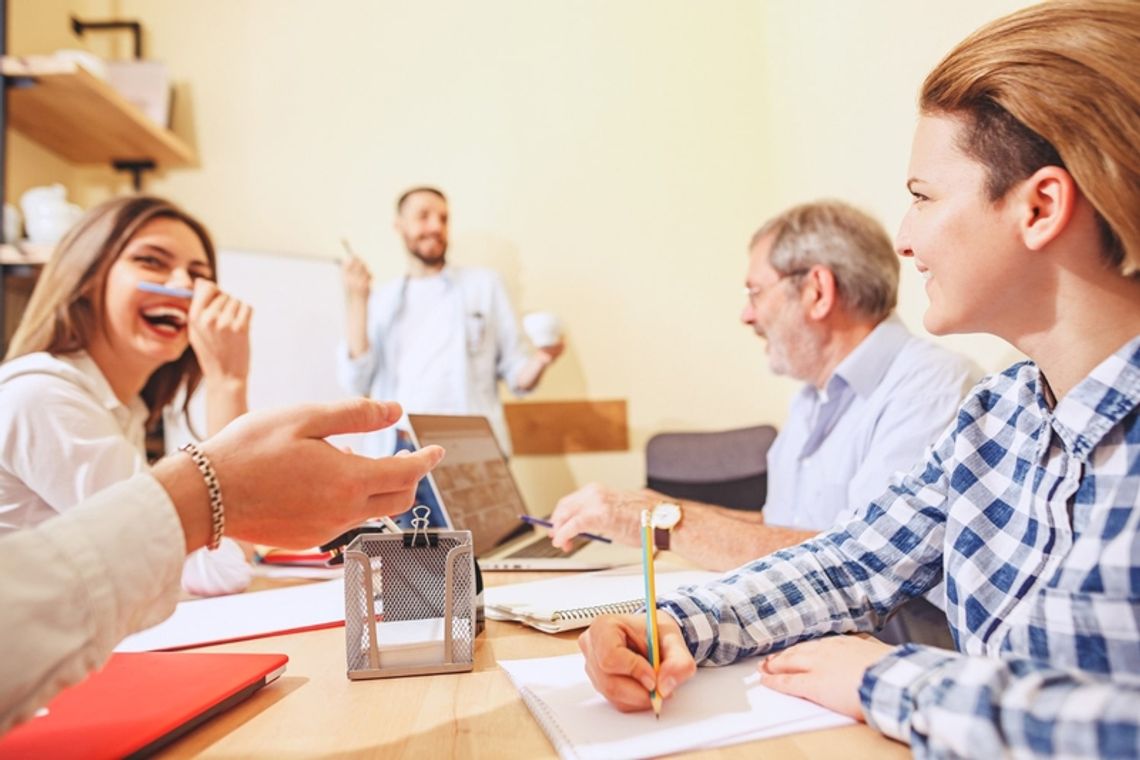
[645,424,777,512]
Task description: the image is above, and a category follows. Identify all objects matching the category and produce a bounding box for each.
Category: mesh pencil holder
[343,511,475,680]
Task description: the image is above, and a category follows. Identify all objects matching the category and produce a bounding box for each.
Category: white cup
[3,203,21,243]
[523,311,563,348]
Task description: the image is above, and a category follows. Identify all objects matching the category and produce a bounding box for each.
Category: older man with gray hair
[549,200,978,644]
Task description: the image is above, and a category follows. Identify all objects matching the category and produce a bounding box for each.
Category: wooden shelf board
[2,56,195,167]
[0,242,52,266]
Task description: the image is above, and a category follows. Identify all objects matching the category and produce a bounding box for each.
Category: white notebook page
[500,653,852,759]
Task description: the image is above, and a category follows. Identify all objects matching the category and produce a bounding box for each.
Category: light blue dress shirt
[763,316,978,530]
[336,266,533,456]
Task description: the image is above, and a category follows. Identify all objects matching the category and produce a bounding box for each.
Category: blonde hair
[6,195,217,427]
[921,0,1140,275]
[751,200,899,322]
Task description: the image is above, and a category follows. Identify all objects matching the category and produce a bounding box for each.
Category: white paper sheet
[500,653,853,760]
[115,579,345,652]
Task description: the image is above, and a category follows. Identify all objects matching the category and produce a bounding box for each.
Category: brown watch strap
[654,527,670,551]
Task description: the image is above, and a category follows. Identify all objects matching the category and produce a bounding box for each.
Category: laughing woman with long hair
[0,195,255,596]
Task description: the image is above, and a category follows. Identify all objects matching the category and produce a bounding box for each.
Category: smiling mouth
[141,305,188,335]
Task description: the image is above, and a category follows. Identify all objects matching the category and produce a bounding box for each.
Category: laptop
[0,652,287,758]
[406,414,642,571]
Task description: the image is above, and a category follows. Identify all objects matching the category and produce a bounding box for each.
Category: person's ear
[803,266,837,320]
[1017,166,1077,251]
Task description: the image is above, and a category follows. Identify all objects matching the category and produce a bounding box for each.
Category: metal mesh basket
[343,529,475,679]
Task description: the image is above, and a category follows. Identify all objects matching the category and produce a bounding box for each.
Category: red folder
[0,652,288,759]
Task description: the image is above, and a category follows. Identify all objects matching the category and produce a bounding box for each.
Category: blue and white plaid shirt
[659,335,1140,758]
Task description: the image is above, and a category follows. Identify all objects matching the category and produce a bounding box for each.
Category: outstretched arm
[342,254,372,360]
[549,483,816,571]
[0,399,443,734]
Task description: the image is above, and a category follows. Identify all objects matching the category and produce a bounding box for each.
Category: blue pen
[137,281,194,299]
[518,514,613,544]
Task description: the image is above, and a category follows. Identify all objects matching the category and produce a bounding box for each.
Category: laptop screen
[407,414,530,556]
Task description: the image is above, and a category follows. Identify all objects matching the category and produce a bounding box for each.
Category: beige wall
[8,0,1032,513]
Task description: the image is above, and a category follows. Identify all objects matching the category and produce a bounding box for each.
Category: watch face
[652,502,682,529]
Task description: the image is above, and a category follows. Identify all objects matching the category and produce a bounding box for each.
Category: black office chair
[645,424,777,511]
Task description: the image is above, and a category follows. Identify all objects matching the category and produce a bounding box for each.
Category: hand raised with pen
[579,613,696,712]
[342,253,372,303]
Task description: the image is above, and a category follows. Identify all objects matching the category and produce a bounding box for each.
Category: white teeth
[921,271,932,281]
[142,305,188,326]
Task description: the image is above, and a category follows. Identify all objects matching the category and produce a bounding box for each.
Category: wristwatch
[651,502,683,551]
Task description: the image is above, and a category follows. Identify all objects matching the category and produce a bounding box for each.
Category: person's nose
[166,267,195,289]
[895,216,914,259]
[741,300,755,325]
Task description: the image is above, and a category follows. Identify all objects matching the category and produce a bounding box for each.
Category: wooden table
[159,573,909,758]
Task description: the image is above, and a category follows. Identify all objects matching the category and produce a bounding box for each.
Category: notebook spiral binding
[554,599,642,622]
[517,685,578,760]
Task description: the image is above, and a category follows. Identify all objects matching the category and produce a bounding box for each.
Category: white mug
[523,311,563,348]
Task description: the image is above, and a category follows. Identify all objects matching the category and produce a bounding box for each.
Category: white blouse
[0,351,251,596]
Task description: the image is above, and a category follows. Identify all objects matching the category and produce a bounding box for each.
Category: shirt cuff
[860,643,959,743]
[658,597,714,661]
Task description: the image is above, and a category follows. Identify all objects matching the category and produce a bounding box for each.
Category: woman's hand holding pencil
[577,604,696,714]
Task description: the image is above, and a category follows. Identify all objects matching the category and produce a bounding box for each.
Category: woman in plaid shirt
[580,2,1140,756]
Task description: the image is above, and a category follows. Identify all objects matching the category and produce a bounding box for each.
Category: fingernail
[640,675,656,692]
[659,676,676,697]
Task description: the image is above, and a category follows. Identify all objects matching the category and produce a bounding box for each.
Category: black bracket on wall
[71,16,158,190]
[70,15,143,60]
[113,159,156,191]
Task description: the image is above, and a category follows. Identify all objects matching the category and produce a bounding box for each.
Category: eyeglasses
[742,268,811,308]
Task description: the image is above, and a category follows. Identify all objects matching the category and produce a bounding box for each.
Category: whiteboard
[166,248,365,451]
[215,248,349,411]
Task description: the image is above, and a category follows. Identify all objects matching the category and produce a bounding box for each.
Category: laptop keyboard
[506,535,588,559]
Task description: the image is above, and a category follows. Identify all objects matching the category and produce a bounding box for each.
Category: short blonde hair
[6,195,217,427]
[921,0,1140,275]
[751,200,899,323]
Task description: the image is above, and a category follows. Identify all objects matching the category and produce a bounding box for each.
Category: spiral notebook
[485,566,718,633]
[501,653,853,759]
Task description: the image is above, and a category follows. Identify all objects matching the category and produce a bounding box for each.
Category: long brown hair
[921,0,1140,275]
[6,195,217,428]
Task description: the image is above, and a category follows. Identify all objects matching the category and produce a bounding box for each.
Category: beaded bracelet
[180,442,225,550]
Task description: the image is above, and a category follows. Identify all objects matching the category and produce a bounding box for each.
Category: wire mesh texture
[344,530,475,679]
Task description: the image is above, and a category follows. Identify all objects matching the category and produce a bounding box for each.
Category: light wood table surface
[160,572,909,758]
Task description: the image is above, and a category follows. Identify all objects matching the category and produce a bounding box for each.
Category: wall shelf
[2,55,194,167]
[0,241,52,266]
